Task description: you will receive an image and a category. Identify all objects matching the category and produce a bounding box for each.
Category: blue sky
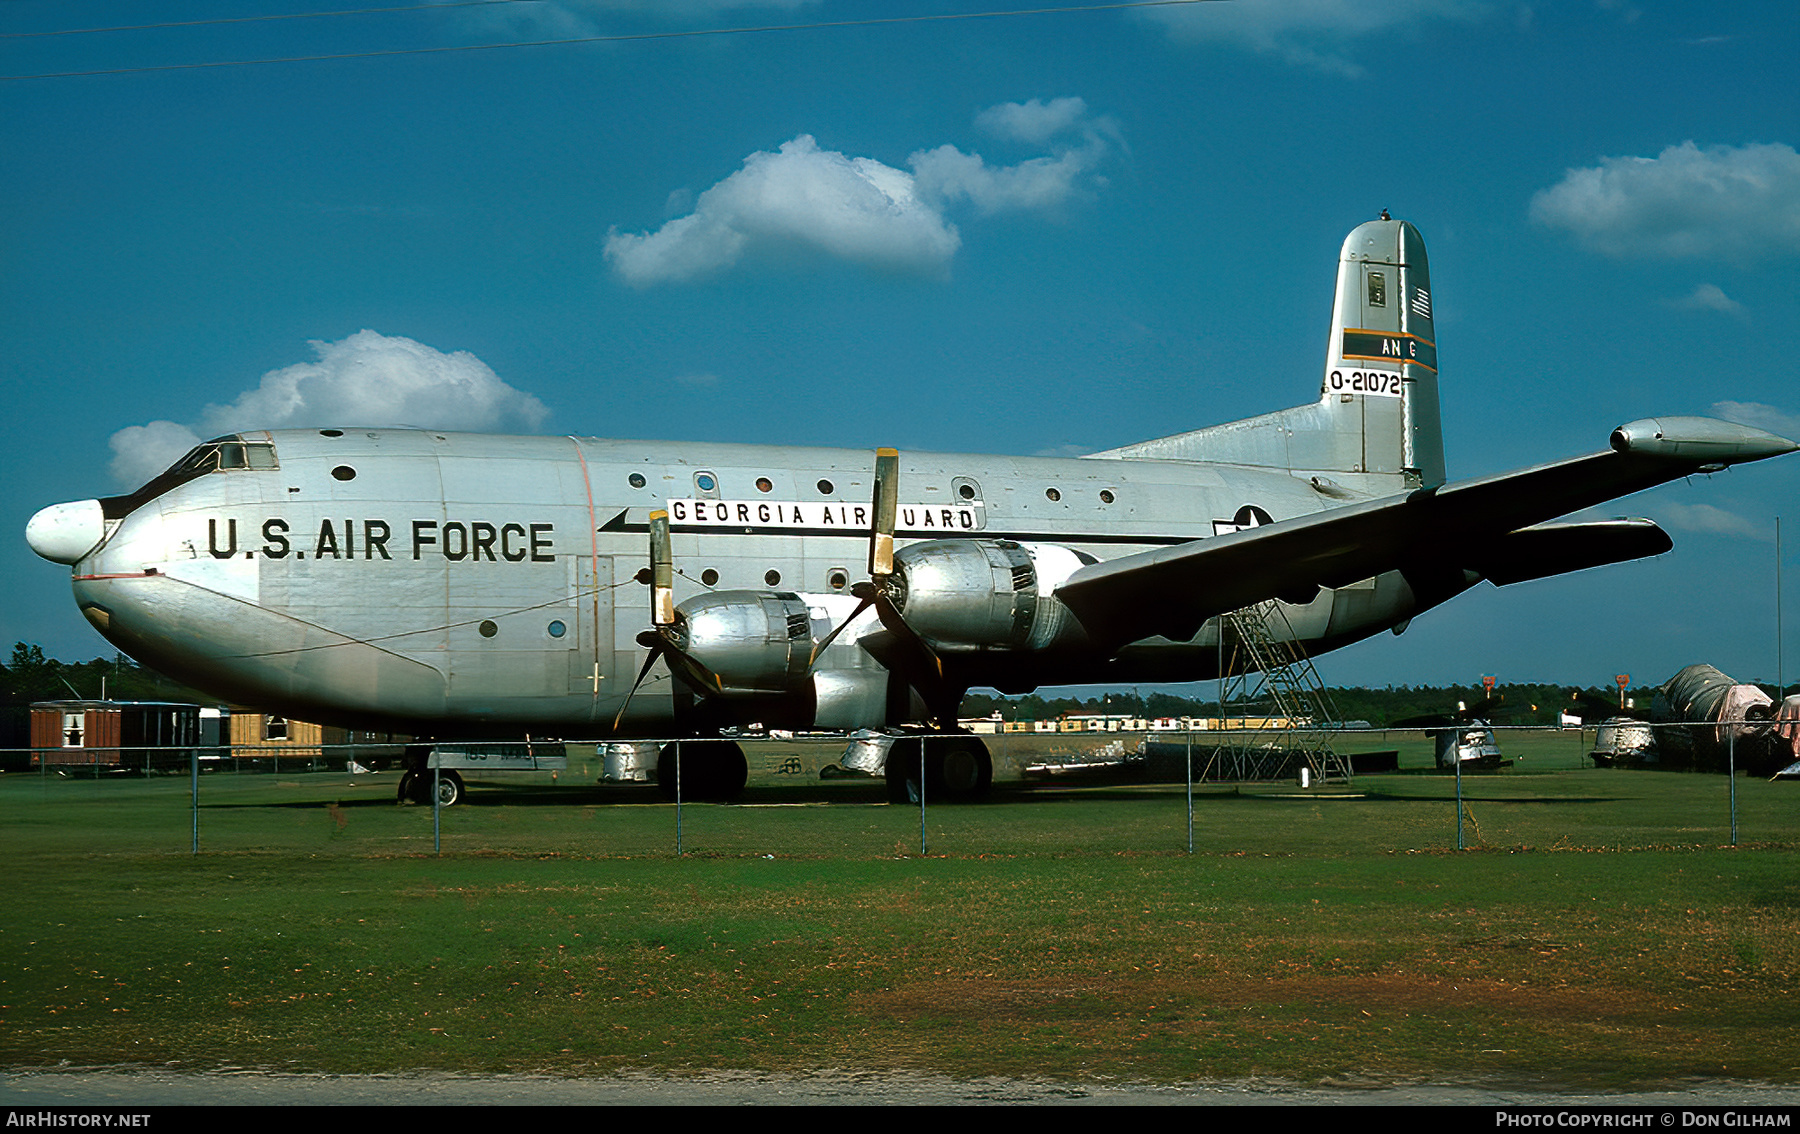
[4,0,1797,693]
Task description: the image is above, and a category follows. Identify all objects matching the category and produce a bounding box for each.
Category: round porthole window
[765,569,781,587]
[817,479,834,494]
[1100,489,1115,504]
[756,477,773,493]
[701,568,719,587]
[696,473,717,492]
[548,620,566,638]
[1045,487,1061,502]
[478,620,498,638]
[331,465,356,481]
[629,473,646,488]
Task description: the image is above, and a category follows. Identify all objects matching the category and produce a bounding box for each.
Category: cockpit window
[168,436,278,475]
[99,434,280,519]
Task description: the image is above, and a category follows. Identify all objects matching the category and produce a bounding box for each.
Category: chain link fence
[3,720,1796,858]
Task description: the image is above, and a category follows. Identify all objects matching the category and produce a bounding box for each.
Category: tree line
[7,641,1787,731]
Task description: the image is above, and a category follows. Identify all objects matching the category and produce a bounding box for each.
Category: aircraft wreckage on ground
[1589,664,1800,776]
[27,218,1799,804]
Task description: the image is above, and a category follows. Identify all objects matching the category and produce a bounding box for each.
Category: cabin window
[764,569,781,587]
[1100,489,1115,504]
[701,568,720,587]
[331,465,356,481]
[694,471,719,498]
[62,712,84,747]
[478,620,498,638]
[828,568,849,591]
[547,620,566,638]
[1045,488,1061,502]
[628,473,646,489]
[264,716,288,742]
[755,477,773,493]
[817,479,834,495]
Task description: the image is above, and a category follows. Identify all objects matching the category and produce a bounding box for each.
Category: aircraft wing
[1055,416,1797,650]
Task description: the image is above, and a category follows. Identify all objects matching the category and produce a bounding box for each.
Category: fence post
[1729,724,1738,847]
[918,737,928,857]
[1185,732,1194,855]
[433,757,442,856]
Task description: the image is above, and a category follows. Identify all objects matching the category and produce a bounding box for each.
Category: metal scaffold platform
[1205,601,1353,785]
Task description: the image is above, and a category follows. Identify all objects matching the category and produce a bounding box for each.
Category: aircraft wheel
[884,738,923,804]
[934,736,992,801]
[432,770,464,808]
[713,741,748,801]
[396,771,415,803]
[657,741,747,802]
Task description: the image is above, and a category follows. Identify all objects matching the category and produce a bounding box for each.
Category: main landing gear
[884,735,993,804]
[656,739,749,802]
[396,767,464,807]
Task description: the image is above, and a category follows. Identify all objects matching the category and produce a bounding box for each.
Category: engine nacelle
[671,590,815,694]
[668,590,891,731]
[890,539,1088,652]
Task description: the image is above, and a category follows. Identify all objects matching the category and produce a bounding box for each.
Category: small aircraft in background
[27,217,1797,803]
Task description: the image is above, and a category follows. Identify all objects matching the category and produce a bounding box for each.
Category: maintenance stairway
[1205,601,1354,785]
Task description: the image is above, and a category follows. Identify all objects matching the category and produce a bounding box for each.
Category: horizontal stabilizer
[1055,418,1795,650]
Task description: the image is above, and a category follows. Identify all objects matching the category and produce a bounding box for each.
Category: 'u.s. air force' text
[204,518,554,562]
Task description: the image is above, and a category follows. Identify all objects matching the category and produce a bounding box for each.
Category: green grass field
[4,730,1797,1089]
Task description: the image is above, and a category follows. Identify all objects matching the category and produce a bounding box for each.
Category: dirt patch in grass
[853,971,1794,1087]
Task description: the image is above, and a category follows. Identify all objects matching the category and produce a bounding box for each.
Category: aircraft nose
[26,499,107,565]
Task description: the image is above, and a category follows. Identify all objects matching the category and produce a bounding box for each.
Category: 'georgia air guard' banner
[666,498,982,534]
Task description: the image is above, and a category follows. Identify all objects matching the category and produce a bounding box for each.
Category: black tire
[657,741,748,802]
[432,770,464,807]
[884,738,923,804]
[396,770,415,803]
[935,736,993,801]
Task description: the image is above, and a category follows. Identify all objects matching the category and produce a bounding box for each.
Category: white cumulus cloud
[1530,141,1800,261]
[1712,401,1800,441]
[1666,283,1746,318]
[1139,0,1490,76]
[1655,502,1773,542]
[975,97,1094,145]
[107,331,549,486]
[605,100,1116,287]
[108,421,207,489]
[605,136,961,286]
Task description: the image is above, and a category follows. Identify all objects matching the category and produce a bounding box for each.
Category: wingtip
[1609,416,1799,462]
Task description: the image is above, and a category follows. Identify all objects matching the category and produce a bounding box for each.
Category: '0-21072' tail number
[1327,368,1403,397]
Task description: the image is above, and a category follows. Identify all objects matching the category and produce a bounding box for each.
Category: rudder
[1320,218,1443,487]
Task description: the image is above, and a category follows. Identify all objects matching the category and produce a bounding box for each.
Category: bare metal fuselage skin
[65,430,1421,736]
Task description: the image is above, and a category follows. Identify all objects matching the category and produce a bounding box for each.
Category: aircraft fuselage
[63,428,1422,736]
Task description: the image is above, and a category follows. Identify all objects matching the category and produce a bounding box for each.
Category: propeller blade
[808,589,877,668]
[869,448,898,580]
[872,589,943,683]
[612,639,668,732]
[649,509,675,627]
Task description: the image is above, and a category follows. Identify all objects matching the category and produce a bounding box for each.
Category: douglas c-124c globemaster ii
[26,218,1798,803]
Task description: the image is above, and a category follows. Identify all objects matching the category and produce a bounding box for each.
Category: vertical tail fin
[1087,216,1444,489]
[1321,218,1443,487]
